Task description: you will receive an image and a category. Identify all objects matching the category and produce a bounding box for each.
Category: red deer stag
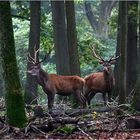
[84,47,120,107]
[27,48,86,110]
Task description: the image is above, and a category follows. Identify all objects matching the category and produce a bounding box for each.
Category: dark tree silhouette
[117,1,127,105]
[126,1,138,96]
[65,0,81,76]
[51,1,70,75]
[65,0,81,107]
[25,1,41,104]
[0,1,27,127]
[132,2,140,111]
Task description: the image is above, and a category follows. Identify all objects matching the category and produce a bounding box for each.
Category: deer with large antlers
[84,47,120,107]
[27,47,86,110]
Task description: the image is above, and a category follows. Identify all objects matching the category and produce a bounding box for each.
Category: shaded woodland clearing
[0,0,140,139]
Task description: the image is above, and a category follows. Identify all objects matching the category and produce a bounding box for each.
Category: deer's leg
[84,90,91,106]
[102,92,107,105]
[47,93,55,111]
[75,90,86,108]
[108,91,112,102]
[86,91,96,108]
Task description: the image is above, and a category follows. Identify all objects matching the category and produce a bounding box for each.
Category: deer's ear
[110,60,116,65]
[99,61,103,64]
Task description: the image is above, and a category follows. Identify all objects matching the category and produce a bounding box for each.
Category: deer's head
[91,47,120,74]
[27,47,51,76]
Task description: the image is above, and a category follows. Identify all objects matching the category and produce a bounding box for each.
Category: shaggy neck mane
[37,68,49,86]
[103,68,114,89]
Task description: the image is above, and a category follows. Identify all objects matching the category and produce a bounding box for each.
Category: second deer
[84,47,120,107]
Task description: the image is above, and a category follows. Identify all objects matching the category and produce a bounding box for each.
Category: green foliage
[77,25,117,76]
[40,12,54,51]
[12,3,55,85]
[109,7,118,37]
[56,125,75,134]
[13,18,29,85]
[11,1,30,18]
[75,1,118,76]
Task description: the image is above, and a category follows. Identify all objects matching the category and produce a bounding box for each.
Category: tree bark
[65,0,81,76]
[25,1,41,104]
[51,1,70,102]
[65,1,81,108]
[126,1,138,96]
[0,2,27,127]
[132,2,140,111]
[51,1,70,76]
[117,1,127,105]
[114,1,121,98]
[84,1,98,32]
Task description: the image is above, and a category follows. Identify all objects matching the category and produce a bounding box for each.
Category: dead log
[50,106,116,117]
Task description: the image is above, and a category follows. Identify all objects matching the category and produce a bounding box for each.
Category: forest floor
[0,100,140,139]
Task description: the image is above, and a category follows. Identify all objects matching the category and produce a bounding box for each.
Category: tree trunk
[0,2,27,127]
[126,1,138,96]
[25,1,41,104]
[51,1,70,76]
[84,1,98,32]
[65,1,81,108]
[114,1,122,98]
[51,1,70,102]
[132,2,140,111]
[65,1,81,76]
[85,1,117,38]
[98,1,110,38]
[117,1,127,105]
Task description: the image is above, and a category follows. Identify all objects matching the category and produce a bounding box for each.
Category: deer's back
[48,74,85,93]
[84,72,107,92]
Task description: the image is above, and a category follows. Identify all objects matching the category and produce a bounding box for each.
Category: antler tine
[27,54,35,64]
[33,44,40,63]
[91,46,104,61]
[46,47,52,59]
[28,53,35,62]
[27,45,41,64]
[38,47,52,64]
[109,53,121,62]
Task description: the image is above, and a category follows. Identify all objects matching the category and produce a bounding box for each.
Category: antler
[27,45,40,64]
[37,47,52,64]
[27,45,52,64]
[109,53,121,62]
[91,46,104,62]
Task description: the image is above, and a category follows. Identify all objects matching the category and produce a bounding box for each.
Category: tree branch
[12,14,30,21]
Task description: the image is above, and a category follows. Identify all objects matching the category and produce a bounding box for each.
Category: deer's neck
[103,69,114,88]
[37,68,49,86]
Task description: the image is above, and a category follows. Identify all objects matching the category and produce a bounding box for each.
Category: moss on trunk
[0,2,27,127]
[5,92,27,127]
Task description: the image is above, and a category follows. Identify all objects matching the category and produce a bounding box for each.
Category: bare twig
[77,125,93,140]
[31,125,46,135]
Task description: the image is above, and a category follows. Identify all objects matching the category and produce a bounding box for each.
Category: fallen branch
[50,106,116,117]
[77,125,93,140]
[49,117,80,124]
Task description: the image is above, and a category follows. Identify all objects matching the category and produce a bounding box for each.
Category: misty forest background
[0,0,140,132]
